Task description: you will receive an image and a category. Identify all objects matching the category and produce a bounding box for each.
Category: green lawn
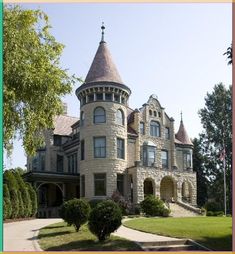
[124,217,232,251]
[38,222,141,251]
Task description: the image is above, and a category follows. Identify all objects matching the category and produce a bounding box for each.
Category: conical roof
[175,120,193,146]
[84,41,124,85]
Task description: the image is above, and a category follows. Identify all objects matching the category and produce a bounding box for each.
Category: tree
[223,43,232,65]
[198,83,232,213]
[4,5,78,156]
[26,183,38,217]
[3,184,12,219]
[192,138,209,207]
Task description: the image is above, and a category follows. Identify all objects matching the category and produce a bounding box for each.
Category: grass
[123,216,232,251]
[38,222,141,251]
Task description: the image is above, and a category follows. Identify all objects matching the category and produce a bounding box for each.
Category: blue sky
[4,3,232,169]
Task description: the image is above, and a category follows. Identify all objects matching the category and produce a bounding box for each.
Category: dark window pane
[117,174,124,196]
[94,173,106,196]
[105,93,112,101]
[81,140,85,160]
[81,175,85,197]
[117,138,124,159]
[94,107,106,124]
[94,137,106,158]
[54,135,62,146]
[96,93,103,100]
[57,155,63,172]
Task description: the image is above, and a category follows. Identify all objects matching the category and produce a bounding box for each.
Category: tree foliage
[4,5,78,156]
[198,83,232,212]
[223,43,232,65]
[26,183,38,216]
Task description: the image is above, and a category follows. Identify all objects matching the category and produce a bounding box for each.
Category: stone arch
[37,182,64,208]
[143,178,155,197]
[160,176,177,202]
[181,181,193,203]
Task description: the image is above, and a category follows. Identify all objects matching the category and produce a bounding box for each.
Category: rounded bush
[162,207,171,217]
[205,202,221,212]
[111,190,131,215]
[214,211,224,217]
[88,200,122,241]
[89,199,103,209]
[60,198,90,231]
[140,195,167,217]
[206,211,214,216]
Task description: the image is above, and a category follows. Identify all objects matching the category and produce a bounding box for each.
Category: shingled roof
[53,115,79,136]
[84,41,124,85]
[175,120,193,146]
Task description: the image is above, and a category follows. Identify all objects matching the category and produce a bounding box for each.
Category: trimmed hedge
[60,198,90,231]
[140,195,170,217]
[88,200,122,241]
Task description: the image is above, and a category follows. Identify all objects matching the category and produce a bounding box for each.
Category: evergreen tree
[9,189,19,218]
[26,183,38,217]
[3,184,12,219]
[18,191,25,218]
[198,83,232,213]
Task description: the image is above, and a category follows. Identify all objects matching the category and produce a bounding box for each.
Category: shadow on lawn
[38,231,71,239]
[197,233,232,251]
[43,239,142,251]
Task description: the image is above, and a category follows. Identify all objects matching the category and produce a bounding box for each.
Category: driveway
[4,218,62,251]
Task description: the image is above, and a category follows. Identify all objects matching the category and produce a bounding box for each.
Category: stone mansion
[25,27,197,217]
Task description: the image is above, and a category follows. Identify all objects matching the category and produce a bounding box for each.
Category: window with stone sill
[94,107,106,124]
[140,122,145,135]
[94,173,106,196]
[165,127,170,139]
[143,146,156,166]
[161,150,168,169]
[94,137,106,158]
[150,120,161,137]
[183,152,192,169]
[117,138,125,159]
[68,153,77,173]
[116,109,124,125]
[117,174,124,196]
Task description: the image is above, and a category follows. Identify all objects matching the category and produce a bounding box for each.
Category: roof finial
[101,22,105,43]
[180,111,183,122]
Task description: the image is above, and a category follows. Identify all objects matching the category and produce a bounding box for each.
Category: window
[96,93,103,100]
[116,109,124,125]
[105,93,112,101]
[158,112,161,118]
[38,152,45,171]
[117,138,125,159]
[80,111,85,126]
[121,97,125,104]
[154,111,157,117]
[140,122,145,135]
[114,94,120,102]
[57,155,63,172]
[149,110,152,116]
[81,140,85,160]
[88,94,94,102]
[94,137,106,158]
[143,146,156,166]
[68,153,77,173]
[117,174,124,196]
[161,150,168,169]
[183,152,191,169]
[94,173,106,196]
[150,121,160,137]
[54,135,62,146]
[165,127,170,139]
[81,175,85,197]
[94,107,106,124]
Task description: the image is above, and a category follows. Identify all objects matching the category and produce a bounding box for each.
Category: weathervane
[101,22,105,43]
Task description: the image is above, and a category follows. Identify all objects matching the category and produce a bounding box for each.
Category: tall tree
[223,43,232,65]
[198,83,232,213]
[4,5,78,156]
[192,138,209,207]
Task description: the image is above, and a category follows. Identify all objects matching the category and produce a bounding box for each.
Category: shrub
[206,211,214,216]
[10,189,19,218]
[214,211,224,217]
[59,201,71,225]
[26,183,38,217]
[88,200,122,241]
[111,190,131,215]
[162,207,171,217]
[200,207,206,215]
[4,198,12,220]
[205,201,221,212]
[89,199,103,209]
[60,198,90,231]
[140,195,168,217]
[18,191,25,218]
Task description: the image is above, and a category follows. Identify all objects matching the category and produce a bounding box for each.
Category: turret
[76,24,131,199]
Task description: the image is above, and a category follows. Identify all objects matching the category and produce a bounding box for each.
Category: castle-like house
[25,27,197,218]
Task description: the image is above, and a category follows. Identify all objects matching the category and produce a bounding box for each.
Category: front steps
[169,203,200,217]
[138,239,209,251]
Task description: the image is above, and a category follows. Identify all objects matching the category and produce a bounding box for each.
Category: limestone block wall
[79,101,128,199]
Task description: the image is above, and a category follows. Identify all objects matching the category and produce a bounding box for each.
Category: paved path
[113,224,179,242]
[4,218,62,251]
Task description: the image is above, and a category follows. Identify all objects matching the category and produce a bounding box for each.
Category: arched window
[94,107,106,124]
[80,111,85,126]
[150,121,160,137]
[116,109,124,125]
